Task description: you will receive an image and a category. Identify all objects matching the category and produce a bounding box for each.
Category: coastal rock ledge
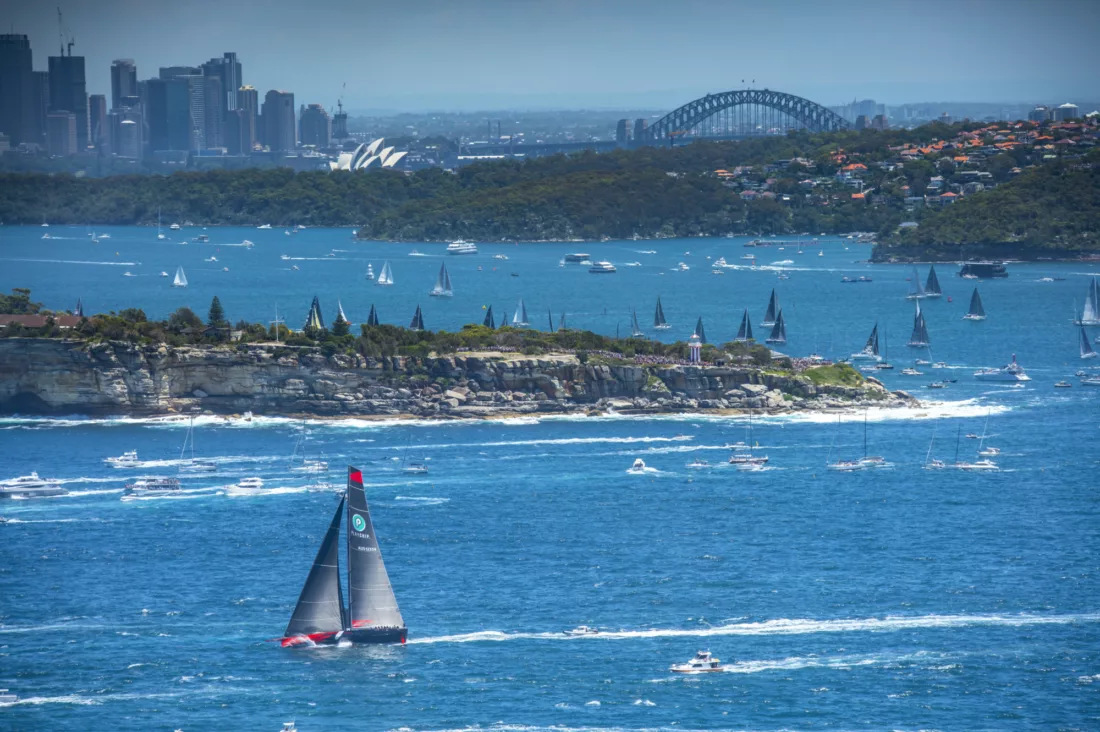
[0,339,916,418]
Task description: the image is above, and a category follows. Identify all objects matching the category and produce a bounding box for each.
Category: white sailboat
[179,416,217,472]
[376,261,394,286]
[906,266,928,300]
[1080,326,1097,360]
[512,298,529,327]
[728,410,768,467]
[289,425,328,473]
[157,208,166,240]
[172,266,188,288]
[1073,277,1100,326]
[429,263,454,297]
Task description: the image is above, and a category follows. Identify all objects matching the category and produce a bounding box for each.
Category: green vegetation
[803,363,864,387]
[0,288,40,314]
[875,155,1100,260]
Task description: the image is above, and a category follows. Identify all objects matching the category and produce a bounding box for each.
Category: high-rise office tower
[332,100,348,141]
[203,73,224,149]
[159,67,207,150]
[233,85,258,152]
[109,107,143,159]
[262,90,295,152]
[222,53,241,111]
[145,77,191,152]
[30,71,49,146]
[48,53,89,151]
[46,111,77,156]
[110,58,137,110]
[0,34,36,146]
[88,94,107,150]
[299,103,331,147]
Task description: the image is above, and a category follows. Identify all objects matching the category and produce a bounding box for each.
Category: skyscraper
[222,53,241,111]
[332,100,348,141]
[299,103,331,147]
[262,90,295,152]
[110,59,137,110]
[145,77,191,152]
[109,107,143,159]
[159,67,206,150]
[0,34,36,146]
[88,93,108,150]
[46,111,77,156]
[48,53,89,151]
[202,72,224,149]
[236,85,258,151]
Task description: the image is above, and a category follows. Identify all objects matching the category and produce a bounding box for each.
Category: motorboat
[105,450,140,468]
[124,477,182,497]
[493,254,508,260]
[1080,375,1100,386]
[686,459,711,469]
[589,261,617,274]
[194,234,209,243]
[170,223,181,231]
[281,254,291,260]
[160,271,169,277]
[932,361,948,369]
[408,249,426,257]
[927,381,948,389]
[627,458,648,474]
[675,262,690,271]
[123,271,135,277]
[978,446,1001,457]
[226,477,265,496]
[915,359,932,366]
[974,355,1030,382]
[901,367,923,375]
[0,472,67,499]
[737,462,766,472]
[280,723,297,732]
[858,456,888,468]
[1055,381,1072,388]
[954,459,999,471]
[446,240,478,255]
[0,690,18,703]
[564,253,591,263]
[563,625,600,636]
[205,256,218,262]
[670,650,725,673]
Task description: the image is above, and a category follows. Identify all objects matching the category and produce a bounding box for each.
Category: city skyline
[3,0,1099,113]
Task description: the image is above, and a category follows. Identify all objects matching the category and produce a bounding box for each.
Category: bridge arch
[643,89,851,142]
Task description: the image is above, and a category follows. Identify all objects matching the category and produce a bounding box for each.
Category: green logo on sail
[352,513,366,532]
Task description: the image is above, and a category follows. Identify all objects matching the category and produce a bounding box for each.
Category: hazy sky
[5,0,1098,112]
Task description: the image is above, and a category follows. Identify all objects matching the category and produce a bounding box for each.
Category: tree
[207,296,226,328]
[332,313,350,337]
[168,307,203,332]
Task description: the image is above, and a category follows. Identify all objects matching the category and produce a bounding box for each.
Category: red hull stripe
[280,631,338,647]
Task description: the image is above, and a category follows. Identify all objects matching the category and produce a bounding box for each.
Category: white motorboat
[169,223,181,231]
[446,239,478,255]
[670,650,725,673]
[493,254,509,260]
[563,625,600,636]
[736,462,766,472]
[159,271,169,277]
[686,459,711,469]
[0,689,18,703]
[932,361,947,369]
[978,446,1000,457]
[901,367,923,375]
[675,262,690,271]
[974,355,1030,382]
[105,450,141,468]
[123,271,135,277]
[627,458,648,474]
[0,472,67,499]
[858,456,888,468]
[194,234,209,243]
[226,477,265,495]
[205,256,218,262]
[589,261,617,273]
[124,477,182,497]
[954,459,999,471]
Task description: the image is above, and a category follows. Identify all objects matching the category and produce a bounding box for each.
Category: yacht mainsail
[345,467,405,633]
[1077,277,1100,326]
[172,266,188,288]
[548,309,555,332]
[924,266,942,297]
[366,304,379,327]
[906,267,926,300]
[376,261,394,286]
[284,494,347,639]
[966,288,985,320]
[693,317,707,344]
[765,309,787,344]
[631,309,644,338]
[1081,326,1097,359]
[907,301,930,347]
[430,263,453,297]
[304,296,325,331]
[512,298,528,326]
[336,299,351,325]
[762,289,779,326]
[75,298,84,317]
[409,305,424,331]
[558,312,567,332]
[735,309,753,341]
[483,306,495,329]
[654,297,670,330]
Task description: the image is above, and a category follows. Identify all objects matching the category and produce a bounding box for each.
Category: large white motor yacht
[0,472,67,498]
[446,239,478,255]
[588,261,617,274]
[124,477,182,497]
[105,450,141,468]
[226,477,265,496]
[974,355,1030,382]
[670,650,725,673]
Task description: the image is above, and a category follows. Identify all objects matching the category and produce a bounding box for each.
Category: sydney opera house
[330,138,407,171]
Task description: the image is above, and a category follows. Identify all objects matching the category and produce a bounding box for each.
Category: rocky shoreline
[0,339,918,418]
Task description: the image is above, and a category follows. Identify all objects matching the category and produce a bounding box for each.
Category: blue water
[2,226,1100,731]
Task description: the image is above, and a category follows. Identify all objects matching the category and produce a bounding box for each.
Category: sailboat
[400,436,428,474]
[906,266,927,300]
[376,261,394,286]
[429,263,453,297]
[512,298,529,327]
[764,309,786,345]
[409,305,425,332]
[1081,326,1097,359]
[281,467,407,647]
[1074,277,1100,326]
[906,301,930,347]
[728,410,768,467]
[548,309,555,332]
[850,323,882,362]
[653,297,671,330]
[483,305,495,329]
[952,424,998,471]
[924,265,943,298]
[826,415,863,471]
[557,311,567,332]
[761,288,779,327]
[365,263,375,281]
[630,309,645,338]
[172,266,188,288]
[857,411,886,468]
[290,425,328,473]
[923,430,946,470]
[157,208,166,240]
[366,304,380,327]
[693,316,707,344]
[336,299,352,326]
[874,327,894,370]
[735,309,753,342]
[963,287,986,321]
[179,416,217,472]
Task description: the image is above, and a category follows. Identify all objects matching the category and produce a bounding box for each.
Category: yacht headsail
[964,287,986,320]
[172,266,188,288]
[735,309,753,341]
[631,309,644,338]
[906,266,926,300]
[366,304,379,327]
[654,297,670,330]
[558,311,567,332]
[907,301,930,347]
[762,288,779,326]
[283,494,347,641]
[1076,277,1100,326]
[376,261,394,286]
[409,305,424,331]
[693,316,706,344]
[1081,326,1097,359]
[336,299,351,326]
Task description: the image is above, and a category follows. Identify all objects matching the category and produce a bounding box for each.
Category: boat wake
[408,611,1100,645]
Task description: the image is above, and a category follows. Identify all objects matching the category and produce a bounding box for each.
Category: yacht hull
[281,626,407,647]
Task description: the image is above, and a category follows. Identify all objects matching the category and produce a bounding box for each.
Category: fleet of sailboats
[430,263,453,297]
[963,288,986,321]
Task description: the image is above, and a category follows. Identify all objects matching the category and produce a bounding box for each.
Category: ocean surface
[1,226,1099,731]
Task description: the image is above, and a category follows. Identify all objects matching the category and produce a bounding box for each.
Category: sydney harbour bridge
[464,88,851,158]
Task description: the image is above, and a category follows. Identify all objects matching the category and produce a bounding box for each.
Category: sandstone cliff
[0,339,915,418]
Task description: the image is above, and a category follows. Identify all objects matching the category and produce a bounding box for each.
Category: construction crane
[56,7,74,56]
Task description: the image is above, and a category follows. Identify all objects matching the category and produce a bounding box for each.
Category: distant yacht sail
[924,265,942,297]
[735,309,753,341]
[851,323,881,361]
[558,311,567,332]
[281,467,406,647]
[430,263,453,297]
[1075,277,1100,326]
[376,261,394,286]
[75,298,84,317]
[653,297,671,330]
[548,309,555,332]
[336,299,351,325]
[409,304,424,331]
[512,298,528,327]
[765,309,787,344]
[172,266,188,288]
[1081,326,1097,359]
[907,301,930,347]
[366,304,379,327]
[906,266,927,300]
[761,289,779,327]
[631,309,644,338]
[964,288,986,320]
[483,305,495,328]
[693,316,707,344]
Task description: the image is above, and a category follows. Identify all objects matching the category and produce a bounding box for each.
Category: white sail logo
[351,514,366,532]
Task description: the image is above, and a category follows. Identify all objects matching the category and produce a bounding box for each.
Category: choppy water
[2,226,1100,730]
